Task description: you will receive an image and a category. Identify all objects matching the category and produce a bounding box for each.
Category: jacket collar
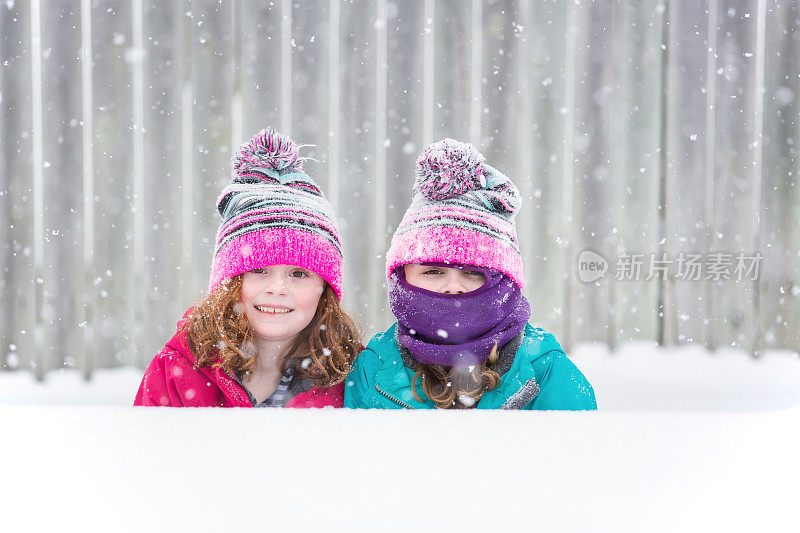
[227,366,315,407]
[165,315,252,407]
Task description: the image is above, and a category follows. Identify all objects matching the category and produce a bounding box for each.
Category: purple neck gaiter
[388,263,531,367]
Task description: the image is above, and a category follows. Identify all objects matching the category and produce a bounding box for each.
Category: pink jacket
[134,315,345,408]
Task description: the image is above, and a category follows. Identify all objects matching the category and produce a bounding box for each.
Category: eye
[465,271,484,277]
[422,268,443,275]
[251,268,268,274]
[290,269,309,278]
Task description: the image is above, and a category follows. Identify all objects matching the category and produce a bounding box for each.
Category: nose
[440,271,468,294]
[261,272,288,294]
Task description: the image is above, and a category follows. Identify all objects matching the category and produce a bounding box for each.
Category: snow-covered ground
[2,341,799,411]
[1,343,799,532]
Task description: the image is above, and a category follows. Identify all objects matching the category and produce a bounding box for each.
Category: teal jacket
[344,323,597,410]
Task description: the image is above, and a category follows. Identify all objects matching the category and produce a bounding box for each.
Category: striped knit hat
[385,138,524,289]
[209,128,343,300]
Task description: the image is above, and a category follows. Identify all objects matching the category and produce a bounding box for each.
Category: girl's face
[404,263,486,294]
[240,265,325,345]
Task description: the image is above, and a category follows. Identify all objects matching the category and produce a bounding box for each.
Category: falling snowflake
[458,395,475,407]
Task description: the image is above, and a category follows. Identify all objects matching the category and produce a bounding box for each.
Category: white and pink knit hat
[385,138,525,289]
[209,128,343,300]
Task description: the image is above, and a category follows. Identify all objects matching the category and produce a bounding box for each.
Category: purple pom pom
[233,127,302,177]
[414,139,485,201]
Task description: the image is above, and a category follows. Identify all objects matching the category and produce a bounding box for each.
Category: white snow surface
[2,341,799,411]
[1,342,799,532]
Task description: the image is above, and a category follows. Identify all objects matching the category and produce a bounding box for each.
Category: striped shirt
[233,366,297,408]
[256,367,295,408]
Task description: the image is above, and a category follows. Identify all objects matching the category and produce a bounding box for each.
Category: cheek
[467,278,484,291]
[405,271,432,290]
[417,279,435,291]
[293,285,324,320]
[239,277,258,305]
[242,307,258,329]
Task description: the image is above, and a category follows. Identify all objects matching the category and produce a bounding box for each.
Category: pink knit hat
[208,128,343,300]
[385,138,525,289]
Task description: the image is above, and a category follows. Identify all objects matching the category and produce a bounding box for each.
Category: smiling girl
[345,139,596,410]
[135,128,361,408]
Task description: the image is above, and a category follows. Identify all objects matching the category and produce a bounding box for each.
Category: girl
[344,139,596,410]
[135,128,361,408]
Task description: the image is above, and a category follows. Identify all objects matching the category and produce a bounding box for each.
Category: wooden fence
[1,0,798,379]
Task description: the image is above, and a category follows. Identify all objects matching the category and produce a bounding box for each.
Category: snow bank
[0,367,144,406]
[571,342,800,411]
[1,344,799,531]
[2,342,799,411]
[1,406,798,532]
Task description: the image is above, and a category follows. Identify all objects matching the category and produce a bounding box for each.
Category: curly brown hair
[185,275,361,387]
[411,344,501,409]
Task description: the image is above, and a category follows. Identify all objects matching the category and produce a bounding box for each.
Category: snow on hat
[208,127,343,300]
[385,138,525,289]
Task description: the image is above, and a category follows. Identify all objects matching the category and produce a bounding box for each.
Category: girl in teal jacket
[344,139,596,410]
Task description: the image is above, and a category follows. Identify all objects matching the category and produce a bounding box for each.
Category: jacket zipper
[374,384,415,409]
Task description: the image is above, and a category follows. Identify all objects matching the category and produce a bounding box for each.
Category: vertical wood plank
[291,0,331,198]
[371,0,389,328]
[433,0,472,140]
[422,0,434,147]
[750,0,767,357]
[569,0,615,346]
[470,0,482,145]
[79,0,94,377]
[291,0,329,164]
[40,1,84,374]
[230,0,242,151]
[328,0,340,217]
[339,0,377,330]
[189,0,233,300]
[561,0,577,350]
[0,0,34,371]
[517,0,569,337]
[663,0,712,347]
[611,0,663,346]
[514,0,531,299]
[0,10,7,367]
[712,0,760,352]
[90,0,134,368]
[281,0,292,134]
[131,0,146,366]
[703,0,719,349]
[30,0,44,377]
[480,0,519,170]
[140,1,185,365]
[758,0,800,352]
[180,0,193,309]
[239,2,281,136]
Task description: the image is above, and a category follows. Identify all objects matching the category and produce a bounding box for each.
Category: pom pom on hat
[233,127,303,178]
[414,138,486,201]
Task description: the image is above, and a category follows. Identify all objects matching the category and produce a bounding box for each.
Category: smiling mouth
[254,305,294,314]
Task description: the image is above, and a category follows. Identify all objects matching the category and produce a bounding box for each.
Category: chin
[253,327,302,342]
